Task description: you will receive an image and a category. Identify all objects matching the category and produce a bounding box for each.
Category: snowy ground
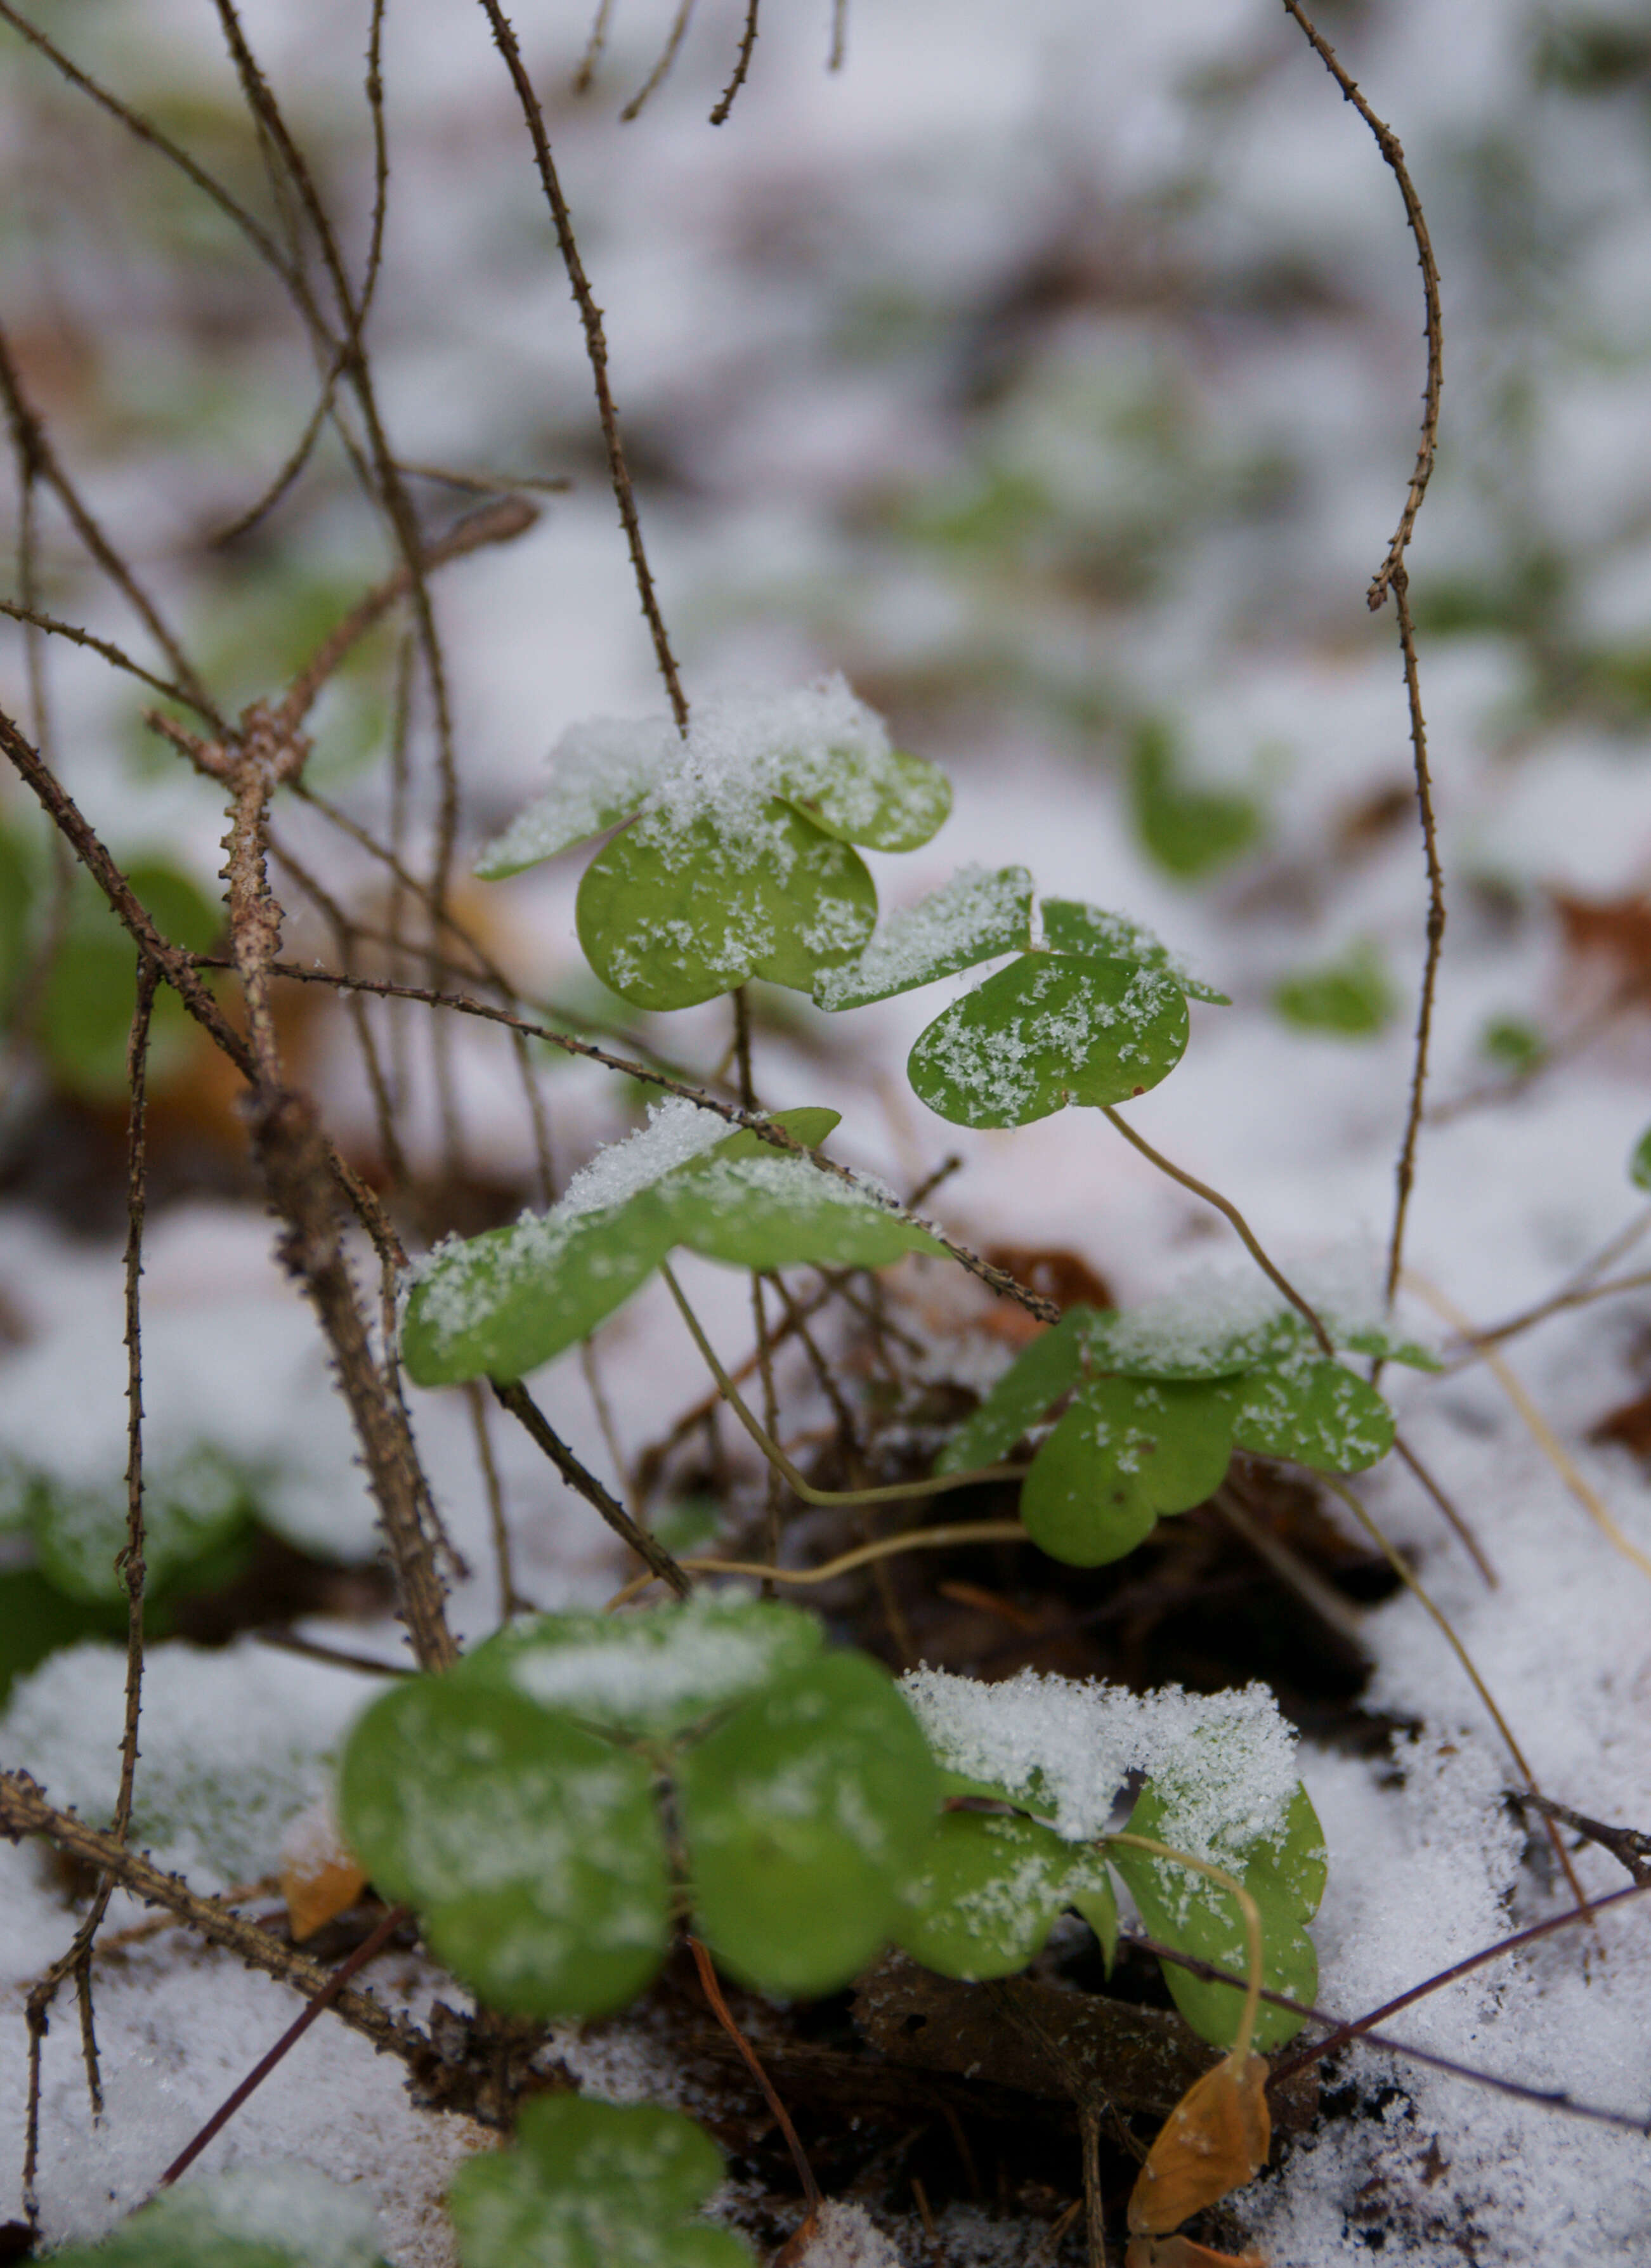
[4,0,1651,2259]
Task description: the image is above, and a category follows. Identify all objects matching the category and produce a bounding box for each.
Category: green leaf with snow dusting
[47,2165,388,2268]
[1040,899,1230,1005]
[897,1809,1087,1980]
[666,1152,946,1270]
[933,1305,1098,1474]
[1110,1780,1325,2052]
[339,1679,670,2019]
[456,1599,823,1740]
[1069,1864,1119,1972]
[474,719,678,878]
[1230,1356,1394,1472]
[449,2095,754,2268]
[401,1198,675,1388]
[401,1104,854,1386]
[814,865,1034,1010]
[577,801,877,1010]
[908,953,1190,1128]
[679,1653,941,1997]
[1019,1376,1232,1566]
[780,740,951,852]
[1020,1391,1158,1567]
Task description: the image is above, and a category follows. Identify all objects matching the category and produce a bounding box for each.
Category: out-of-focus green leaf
[448,2095,754,2268]
[678,1653,941,1997]
[339,1677,670,2019]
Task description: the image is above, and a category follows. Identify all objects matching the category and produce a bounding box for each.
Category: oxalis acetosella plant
[356,673,1435,2265]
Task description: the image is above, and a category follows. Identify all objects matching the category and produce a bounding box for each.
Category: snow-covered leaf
[474,717,679,878]
[1040,897,1230,1004]
[1111,1780,1325,2052]
[1230,1355,1395,1473]
[678,1653,941,1997]
[933,1305,1096,1474]
[403,1103,899,1386]
[448,2095,754,2268]
[46,2165,386,2268]
[338,1678,670,2019]
[908,952,1190,1128]
[780,738,951,852]
[814,864,1033,1010]
[897,1809,1085,1980]
[577,798,878,1010]
[456,1597,824,1740]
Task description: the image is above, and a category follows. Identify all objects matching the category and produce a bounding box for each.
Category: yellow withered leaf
[1128,2050,1272,2238]
[280,1804,368,1942]
[1125,2235,1267,2268]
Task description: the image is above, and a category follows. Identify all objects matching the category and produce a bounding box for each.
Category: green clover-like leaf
[1019,1376,1234,1566]
[1631,1122,1651,1192]
[933,1305,1097,1475]
[897,1809,1114,1981]
[455,1598,824,1741]
[779,737,951,851]
[1109,1780,1326,2052]
[678,1652,941,1997]
[402,1103,940,1387]
[339,1678,670,2019]
[814,865,1034,1010]
[1230,1353,1395,1472]
[448,2095,754,2268]
[908,952,1189,1128]
[1040,899,1230,1004]
[577,800,878,1010]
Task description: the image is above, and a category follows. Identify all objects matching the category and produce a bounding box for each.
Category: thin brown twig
[1383,571,1446,1308]
[572,0,617,93]
[155,1903,410,2193]
[0,596,211,716]
[472,0,689,729]
[0,1773,426,2071]
[251,957,1059,1323]
[1513,1793,1651,1887]
[1278,1,1447,1312]
[828,0,849,72]
[0,0,300,290]
[207,351,348,548]
[620,0,699,121]
[491,1379,693,1598]
[688,1938,821,2216]
[709,0,760,124]
[0,321,221,725]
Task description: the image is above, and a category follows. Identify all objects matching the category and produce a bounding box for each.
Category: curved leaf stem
[604,1518,1029,1610]
[1101,1104,1494,1582]
[1099,1107,1335,1353]
[1101,1832,1263,2064]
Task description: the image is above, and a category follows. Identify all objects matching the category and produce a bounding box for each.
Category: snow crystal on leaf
[901,1667,1299,1861]
[620,676,898,858]
[558,1098,733,1223]
[814,864,1033,1010]
[474,715,679,877]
